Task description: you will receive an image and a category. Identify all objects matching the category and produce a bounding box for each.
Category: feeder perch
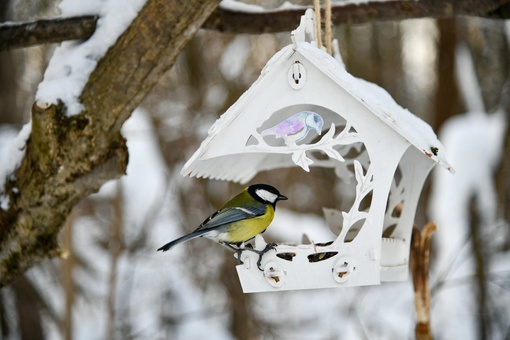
[181,9,453,292]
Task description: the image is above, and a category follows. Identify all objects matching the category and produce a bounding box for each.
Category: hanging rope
[325,0,332,54]
[313,0,322,48]
[313,0,333,54]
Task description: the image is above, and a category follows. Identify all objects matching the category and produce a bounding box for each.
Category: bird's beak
[278,194,288,201]
[316,127,322,135]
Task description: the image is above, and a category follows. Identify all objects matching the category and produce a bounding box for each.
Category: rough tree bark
[0,0,220,287]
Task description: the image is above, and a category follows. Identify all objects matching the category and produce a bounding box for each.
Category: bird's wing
[284,119,306,136]
[196,205,266,231]
[262,118,305,137]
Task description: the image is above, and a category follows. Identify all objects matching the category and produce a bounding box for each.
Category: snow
[279,1,308,10]
[219,0,265,12]
[455,44,485,112]
[0,123,32,210]
[82,120,172,331]
[219,0,307,12]
[46,108,234,339]
[429,110,507,339]
[36,0,146,116]
[268,208,337,244]
[401,19,437,117]
[219,0,395,12]
[219,36,252,81]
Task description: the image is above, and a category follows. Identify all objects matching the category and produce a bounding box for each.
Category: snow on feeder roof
[181,9,453,292]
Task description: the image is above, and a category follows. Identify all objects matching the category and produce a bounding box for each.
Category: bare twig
[106,183,124,340]
[411,222,437,340]
[61,212,75,340]
[0,16,97,51]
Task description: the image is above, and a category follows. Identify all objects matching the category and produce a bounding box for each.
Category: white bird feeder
[181,10,454,292]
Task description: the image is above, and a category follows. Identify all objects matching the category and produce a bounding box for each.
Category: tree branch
[204,0,510,33]
[1,0,508,51]
[0,16,98,51]
[0,0,221,287]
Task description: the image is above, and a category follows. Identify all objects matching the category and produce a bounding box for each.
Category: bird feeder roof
[181,40,454,183]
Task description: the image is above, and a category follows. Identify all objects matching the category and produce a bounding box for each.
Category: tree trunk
[433,18,462,129]
[0,0,220,287]
[0,1,19,125]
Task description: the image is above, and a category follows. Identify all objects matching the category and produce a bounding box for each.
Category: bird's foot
[221,242,244,265]
[235,248,244,265]
[241,243,278,271]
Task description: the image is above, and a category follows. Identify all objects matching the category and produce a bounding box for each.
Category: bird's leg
[221,242,244,264]
[241,243,278,271]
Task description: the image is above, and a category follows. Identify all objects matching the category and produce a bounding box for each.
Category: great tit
[157,184,287,267]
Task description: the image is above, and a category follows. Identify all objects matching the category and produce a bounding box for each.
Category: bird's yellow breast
[224,205,275,243]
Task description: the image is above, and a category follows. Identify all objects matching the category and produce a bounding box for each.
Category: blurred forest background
[1,0,510,339]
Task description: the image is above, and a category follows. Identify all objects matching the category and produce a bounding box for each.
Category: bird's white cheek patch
[256,189,278,203]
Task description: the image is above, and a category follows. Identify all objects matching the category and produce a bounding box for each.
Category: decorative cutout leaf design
[247,121,359,172]
[337,160,374,243]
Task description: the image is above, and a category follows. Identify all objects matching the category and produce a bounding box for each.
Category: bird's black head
[247,184,288,207]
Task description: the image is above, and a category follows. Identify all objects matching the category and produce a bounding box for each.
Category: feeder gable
[182,41,453,183]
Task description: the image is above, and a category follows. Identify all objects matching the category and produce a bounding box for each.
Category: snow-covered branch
[204,0,510,33]
[0,0,220,287]
[1,0,509,51]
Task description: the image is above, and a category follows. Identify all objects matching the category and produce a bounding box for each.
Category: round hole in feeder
[288,61,306,89]
[264,262,285,288]
[333,258,355,283]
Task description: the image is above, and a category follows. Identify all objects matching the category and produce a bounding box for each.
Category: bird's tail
[157,229,210,252]
[260,126,276,136]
